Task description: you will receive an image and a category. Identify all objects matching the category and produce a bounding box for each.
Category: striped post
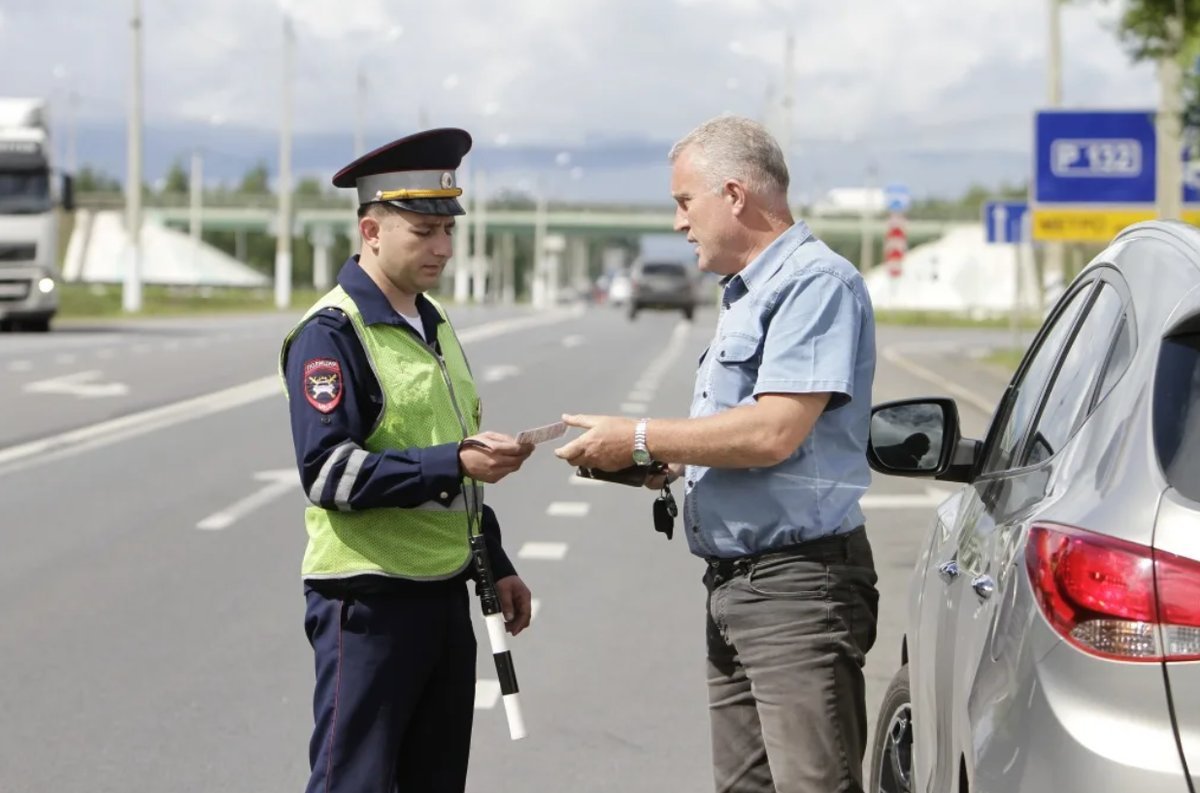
[469,533,526,740]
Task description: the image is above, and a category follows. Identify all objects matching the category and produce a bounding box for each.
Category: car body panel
[877,221,1200,792]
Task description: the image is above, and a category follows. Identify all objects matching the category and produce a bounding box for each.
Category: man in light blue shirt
[557,115,879,793]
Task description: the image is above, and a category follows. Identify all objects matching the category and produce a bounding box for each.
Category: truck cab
[0,98,73,332]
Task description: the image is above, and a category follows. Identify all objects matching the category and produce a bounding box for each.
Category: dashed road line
[546,501,590,518]
[517,542,569,560]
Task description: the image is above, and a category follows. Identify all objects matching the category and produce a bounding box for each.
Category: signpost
[983,200,1030,244]
[883,183,910,278]
[1033,109,1200,242]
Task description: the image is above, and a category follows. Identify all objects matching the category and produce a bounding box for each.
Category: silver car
[867,220,1200,792]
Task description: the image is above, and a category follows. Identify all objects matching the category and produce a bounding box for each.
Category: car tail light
[1026,523,1200,662]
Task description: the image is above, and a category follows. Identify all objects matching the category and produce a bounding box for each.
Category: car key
[653,485,677,540]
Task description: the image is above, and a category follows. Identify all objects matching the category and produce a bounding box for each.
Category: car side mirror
[867,397,971,480]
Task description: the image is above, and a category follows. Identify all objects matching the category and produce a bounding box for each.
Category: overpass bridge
[137,204,953,239]
[75,195,960,306]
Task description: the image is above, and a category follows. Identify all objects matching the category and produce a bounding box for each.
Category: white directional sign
[196,469,299,530]
[23,370,130,399]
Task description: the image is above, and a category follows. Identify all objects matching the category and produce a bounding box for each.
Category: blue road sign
[1036,110,1157,204]
[983,200,1030,244]
[884,183,911,214]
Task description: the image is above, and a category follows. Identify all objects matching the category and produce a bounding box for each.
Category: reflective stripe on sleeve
[308,442,355,505]
[334,449,369,511]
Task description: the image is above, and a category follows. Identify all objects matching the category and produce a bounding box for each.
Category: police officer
[279,128,535,793]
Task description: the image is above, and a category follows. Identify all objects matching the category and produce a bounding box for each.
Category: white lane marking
[861,487,955,510]
[546,501,590,518]
[570,474,606,487]
[0,375,279,477]
[8,360,32,372]
[0,310,584,478]
[23,370,130,399]
[54,353,77,365]
[621,403,647,414]
[562,335,585,348]
[517,542,568,560]
[627,390,654,402]
[475,680,501,710]
[196,469,300,530]
[482,364,521,383]
[881,346,994,414]
[456,305,584,344]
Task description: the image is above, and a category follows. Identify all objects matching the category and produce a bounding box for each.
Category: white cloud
[0,0,1162,196]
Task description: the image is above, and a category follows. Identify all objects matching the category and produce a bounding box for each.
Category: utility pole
[1044,0,1067,285]
[354,65,367,158]
[275,9,294,310]
[189,148,203,267]
[781,30,795,185]
[123,0,143,313]
[1156,14,1185,220]
[859,159,877,272]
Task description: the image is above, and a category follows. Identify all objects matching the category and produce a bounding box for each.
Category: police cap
[332,127,472,216]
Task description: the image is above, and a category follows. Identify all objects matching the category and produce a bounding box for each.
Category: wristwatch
[632,418,652,466]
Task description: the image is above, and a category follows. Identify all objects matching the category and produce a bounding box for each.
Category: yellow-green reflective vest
[280,287,481,581]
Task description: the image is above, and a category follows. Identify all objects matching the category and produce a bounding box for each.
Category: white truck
[0,98,73,331]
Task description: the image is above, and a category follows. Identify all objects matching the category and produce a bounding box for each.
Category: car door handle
[937,560,960,582]
[972,575,996,600]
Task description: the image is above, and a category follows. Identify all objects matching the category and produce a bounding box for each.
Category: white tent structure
[864,223,1055,318]
[62,210,269,287]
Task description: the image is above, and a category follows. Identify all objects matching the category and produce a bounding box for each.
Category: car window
[1096,314,1134,405]
[979,283,1093,474]
[1024,285,1124,467]
[641,263,688,277]
[1154,333,1200,501]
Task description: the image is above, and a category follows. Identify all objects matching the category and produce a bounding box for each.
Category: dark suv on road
[628,259,698,321]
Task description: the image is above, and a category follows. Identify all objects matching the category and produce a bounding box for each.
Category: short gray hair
[668,115,789,196]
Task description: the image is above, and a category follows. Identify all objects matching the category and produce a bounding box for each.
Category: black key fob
[653,486,677,540]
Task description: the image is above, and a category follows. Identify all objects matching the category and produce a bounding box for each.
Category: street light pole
[354,64,367,158]
[275,9,294,310]
[1044,0,1067,287]
[123,0,143,313]
[1156,14,1185,221]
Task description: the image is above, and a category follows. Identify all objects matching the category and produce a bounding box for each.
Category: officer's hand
[495,575,532,636]
[459,432,534,484]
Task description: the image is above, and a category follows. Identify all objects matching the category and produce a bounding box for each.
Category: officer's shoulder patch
[303,358,344,413]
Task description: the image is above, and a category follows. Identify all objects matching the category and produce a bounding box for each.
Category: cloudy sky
[0,0,1160,202]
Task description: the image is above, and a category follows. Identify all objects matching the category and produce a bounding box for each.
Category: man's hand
[459,431,534,483]
[495,575,532,636]
[554,414,637,470]
[645,462,685,490]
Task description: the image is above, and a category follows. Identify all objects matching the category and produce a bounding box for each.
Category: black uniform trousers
[304,580,477,793]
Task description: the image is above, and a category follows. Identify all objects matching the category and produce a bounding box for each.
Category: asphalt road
[0,302,1022,793]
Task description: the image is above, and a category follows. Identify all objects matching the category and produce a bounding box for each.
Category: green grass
[56,283,325,320]
[874,309,1043,330]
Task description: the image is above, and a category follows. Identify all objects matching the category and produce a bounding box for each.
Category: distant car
[628,259,697,320]
[867,220,1200,793]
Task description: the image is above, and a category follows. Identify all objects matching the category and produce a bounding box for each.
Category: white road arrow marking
[482,365,521,383]
[23,370,129,399]
[197,469,300,531]
[860,487,955,510]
